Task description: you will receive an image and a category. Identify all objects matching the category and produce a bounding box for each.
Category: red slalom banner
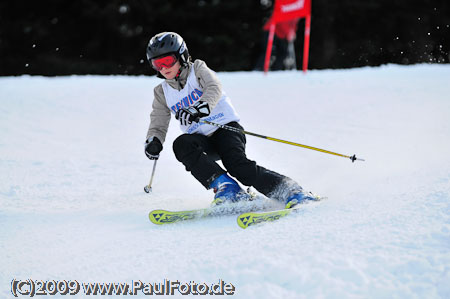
[264,0,311,73]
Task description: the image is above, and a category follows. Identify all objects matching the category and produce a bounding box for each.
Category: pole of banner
[302,14,311,73]
[264,23,276,74]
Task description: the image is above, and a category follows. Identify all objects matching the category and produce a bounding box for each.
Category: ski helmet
[146,32,190,68]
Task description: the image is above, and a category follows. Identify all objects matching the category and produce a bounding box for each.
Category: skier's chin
[162,71,175,79]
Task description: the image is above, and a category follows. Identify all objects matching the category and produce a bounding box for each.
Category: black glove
[145,137,163,160]
[175,101,210,126]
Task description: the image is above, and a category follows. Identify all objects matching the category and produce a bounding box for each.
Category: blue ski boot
[285,191,318,209]
[210,174,247,206]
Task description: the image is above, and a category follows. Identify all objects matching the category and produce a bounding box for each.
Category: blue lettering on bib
[170,88,204,113]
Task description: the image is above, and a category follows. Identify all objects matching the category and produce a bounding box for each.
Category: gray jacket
[146,59,223,145]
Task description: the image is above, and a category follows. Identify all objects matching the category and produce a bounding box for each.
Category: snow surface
[1,64,450,298]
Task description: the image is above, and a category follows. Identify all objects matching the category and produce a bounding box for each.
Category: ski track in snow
[1,65,450,298]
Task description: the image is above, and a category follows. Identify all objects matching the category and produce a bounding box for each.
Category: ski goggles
[151,54,178,71]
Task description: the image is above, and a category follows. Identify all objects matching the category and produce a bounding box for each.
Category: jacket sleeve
[146,84,171,144]
[193,60,222,111]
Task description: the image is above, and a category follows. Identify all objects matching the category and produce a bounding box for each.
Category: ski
[236,207,301,229]
[237,196,326,229]
[149,207,219,225]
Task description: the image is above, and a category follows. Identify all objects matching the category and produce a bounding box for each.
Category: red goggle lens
[151,54,177,71]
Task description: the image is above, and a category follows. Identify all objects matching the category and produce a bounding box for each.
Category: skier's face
[159,61,181,80]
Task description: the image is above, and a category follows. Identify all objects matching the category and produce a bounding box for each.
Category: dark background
[1,0,449,76]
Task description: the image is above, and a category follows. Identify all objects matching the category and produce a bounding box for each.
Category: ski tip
[237,213,252,229]
[149,210,168,225]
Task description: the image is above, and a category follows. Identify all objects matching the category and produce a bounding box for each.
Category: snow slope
[1,65,449,298]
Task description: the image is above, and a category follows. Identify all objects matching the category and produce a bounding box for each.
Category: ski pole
[200,119,365,163]
[144,159,158,193]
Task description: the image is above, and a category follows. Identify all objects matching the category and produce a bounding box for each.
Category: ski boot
[210,174,248,206]
[285,191,318,209]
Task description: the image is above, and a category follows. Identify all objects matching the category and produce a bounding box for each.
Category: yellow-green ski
[149,209,212,225]
[237,195,325,229]
[237,207,301,229]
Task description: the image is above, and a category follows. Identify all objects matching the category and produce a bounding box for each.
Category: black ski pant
[172,122,292,198]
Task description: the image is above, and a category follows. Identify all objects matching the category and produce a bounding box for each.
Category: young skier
[144,32,315,208]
